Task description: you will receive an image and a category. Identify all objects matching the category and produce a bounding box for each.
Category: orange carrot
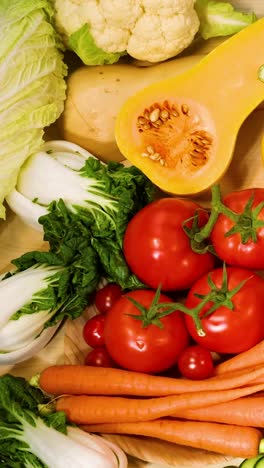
[55,381,264,425]
[171,396,264,427]
[81,419,263,458]
[39,364,264,397]
[215,340,264,375]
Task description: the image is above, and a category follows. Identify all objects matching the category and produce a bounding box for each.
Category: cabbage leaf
[0,0,67,218]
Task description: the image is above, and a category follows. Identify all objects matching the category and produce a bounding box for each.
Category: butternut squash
[60,55,204,163]
[115,18,264,195]
[261,136,264,167]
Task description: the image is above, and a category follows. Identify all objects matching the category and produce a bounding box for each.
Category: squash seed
[137,116,147,125]
[146,145,154,154]
[160,110,169,120]
[150,153,161,160]
[181,104,189,115]
[149,108,160,122]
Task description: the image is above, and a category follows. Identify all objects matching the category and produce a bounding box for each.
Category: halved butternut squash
[115,18,264,195]
[60,55,204,163]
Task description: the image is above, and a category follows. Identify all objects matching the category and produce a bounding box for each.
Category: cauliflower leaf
[195,0,257,40]
[68,23,126,65]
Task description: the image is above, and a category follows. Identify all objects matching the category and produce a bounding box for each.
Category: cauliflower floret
[55,0,143,53]
[142,0,196,16]
[98,0,143,28]
[54,0,199,62]
[53,0,103,38]
[127,9,200,62]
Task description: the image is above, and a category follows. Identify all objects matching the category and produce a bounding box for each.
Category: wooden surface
[1,2,264,465]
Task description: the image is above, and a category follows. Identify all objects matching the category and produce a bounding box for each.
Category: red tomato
[177,345,214,380]
[184,266,264,354]
[123,198,215,291]
[211,188,264,269]
[83,315,105,348]
[84,347,116,367]
[104,289,190,374]
[95,283,122,314]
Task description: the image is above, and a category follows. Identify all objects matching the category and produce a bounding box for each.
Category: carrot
[39,364,264,397]
[55,381,264,424]
[171,396,264,427]
[215,340,264,375]
[81,419,263,458]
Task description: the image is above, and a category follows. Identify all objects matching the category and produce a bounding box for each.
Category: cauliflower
[53,0,256,64]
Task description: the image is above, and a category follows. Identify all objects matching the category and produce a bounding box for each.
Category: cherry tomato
[84,347,116,367]
[83,315,105,348]
[104,289,190,374]
[211,188,264,269]
[184,266,264,354]
[177,345,214,380]
[123,198,215,291]
[95,283,122,314]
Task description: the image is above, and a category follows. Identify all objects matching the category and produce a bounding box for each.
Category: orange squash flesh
[115,18,264,195]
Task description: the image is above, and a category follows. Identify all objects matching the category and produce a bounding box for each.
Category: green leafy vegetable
[68,24,126,65]
[7,141,155,289]
[10,225,101,326]
[0,215,101,364]
[0,374,126,467]
[0,0,67,218]
[195,0,257,40]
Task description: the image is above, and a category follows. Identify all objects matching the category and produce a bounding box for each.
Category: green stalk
[125,265,251,335]
[185,185,264,253]
[193,185,239,244]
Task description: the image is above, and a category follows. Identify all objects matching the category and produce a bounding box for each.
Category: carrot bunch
[39,342,264,459]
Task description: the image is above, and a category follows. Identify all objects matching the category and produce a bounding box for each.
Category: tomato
[83,315,105,348]
[177,345,214,380]
[123,198,215,291]
[95,283,122,314]
[211,188,264,269]
[104,289,190,374]
[184,266,264,354]
[84,347,116,367]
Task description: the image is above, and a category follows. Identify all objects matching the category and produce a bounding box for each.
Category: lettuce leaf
[195,0,257,40]
[0,0,67,218]
[68,23,126,66]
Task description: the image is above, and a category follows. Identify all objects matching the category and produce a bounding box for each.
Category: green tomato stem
[126,265,252,335]
[193,185,239,244]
